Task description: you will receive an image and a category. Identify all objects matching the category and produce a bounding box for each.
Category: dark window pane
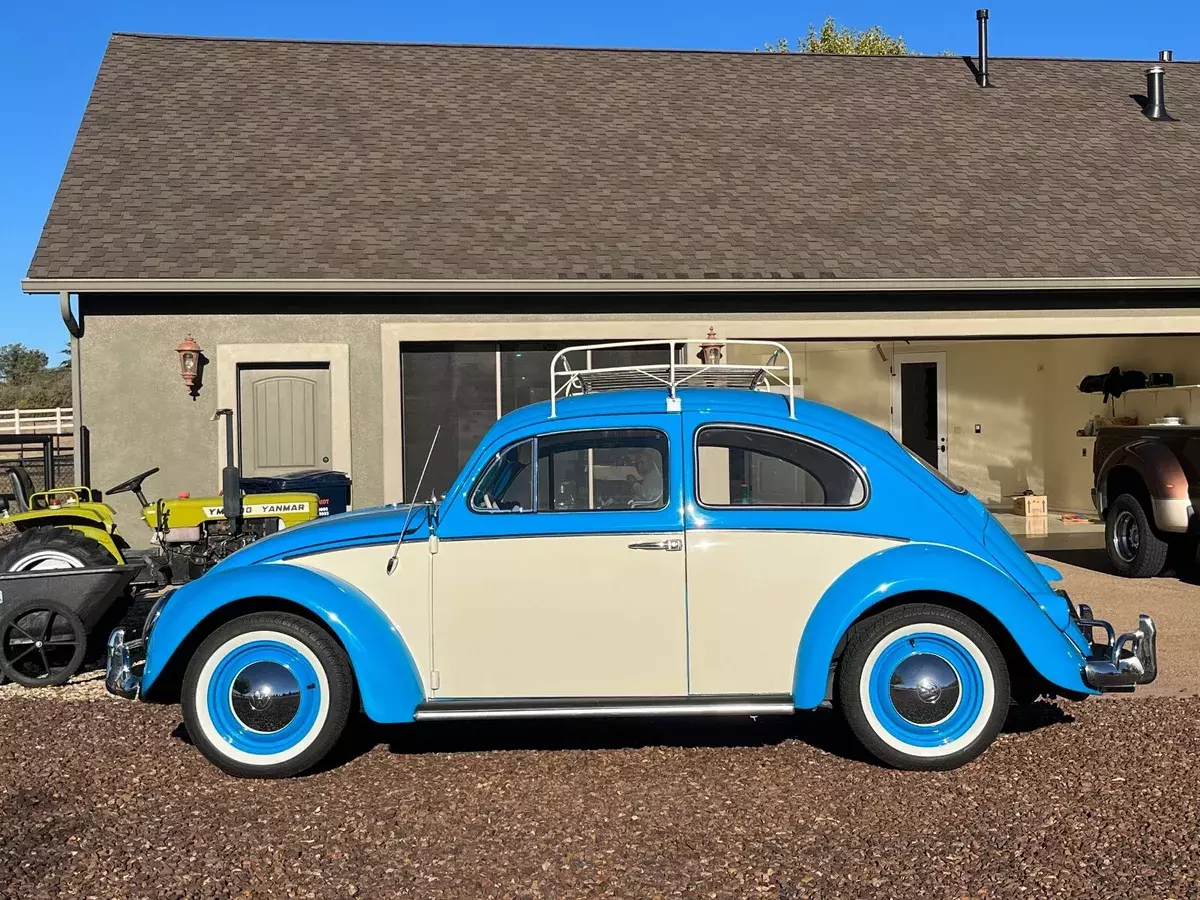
[697,427,865,508]
[537,429,668,511]
[500,343,586,415]
[900,361,938,468]
[590,344,675,370]
[400,343,496,502]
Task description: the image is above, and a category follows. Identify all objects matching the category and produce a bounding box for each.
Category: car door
[430,419,687,699]
[683,413,901,697]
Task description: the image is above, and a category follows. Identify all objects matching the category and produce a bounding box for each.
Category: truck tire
[1105,493,1169,578]
[0,527,116,572]
[836,603,1010,771]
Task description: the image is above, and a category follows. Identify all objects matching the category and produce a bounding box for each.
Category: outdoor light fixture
[176,334,202,395]
[697,327,724,366]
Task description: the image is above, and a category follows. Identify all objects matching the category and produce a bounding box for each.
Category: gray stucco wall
[80,304,386,547]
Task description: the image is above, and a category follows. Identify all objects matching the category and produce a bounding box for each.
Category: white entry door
[891,352,948,474]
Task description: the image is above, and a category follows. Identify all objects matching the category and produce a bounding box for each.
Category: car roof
[494,387,887,445]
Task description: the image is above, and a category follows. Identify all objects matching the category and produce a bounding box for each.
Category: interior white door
[431,533,688,699]
[890,352,948,474]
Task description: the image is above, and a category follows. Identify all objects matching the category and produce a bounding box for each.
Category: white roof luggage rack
[550,335,795,418]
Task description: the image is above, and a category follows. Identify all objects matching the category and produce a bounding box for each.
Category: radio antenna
[386,425,440,576]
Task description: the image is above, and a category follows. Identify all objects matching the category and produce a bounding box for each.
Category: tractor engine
[153,517,281,583]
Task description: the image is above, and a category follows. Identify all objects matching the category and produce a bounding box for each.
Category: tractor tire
[1105,493,1169,579]
[0,527,116,573]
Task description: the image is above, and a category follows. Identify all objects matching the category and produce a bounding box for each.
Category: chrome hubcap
[230,661,302,733]
[888,653,962,726]
[1111,510,1140,563]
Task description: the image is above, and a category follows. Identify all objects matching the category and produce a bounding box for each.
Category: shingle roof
[26,34,1200,282]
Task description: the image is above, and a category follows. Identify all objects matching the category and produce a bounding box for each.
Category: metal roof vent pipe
[1144,66,1175,121]
[976,9,990,87]
[1159,49,1173,62]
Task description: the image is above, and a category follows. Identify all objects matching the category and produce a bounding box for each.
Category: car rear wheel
[1105,493,1168,579]
[181,612,354,778]
[837,604,1010,771]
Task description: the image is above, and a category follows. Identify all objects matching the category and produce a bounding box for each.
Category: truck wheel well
[1104,465,1148,515]
[830,590,1051,704]
[141,596,355,705]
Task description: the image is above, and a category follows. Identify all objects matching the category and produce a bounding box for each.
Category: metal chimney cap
[976,8,989,19]
[1147,65,1166,75]
[1159,50,1174,62]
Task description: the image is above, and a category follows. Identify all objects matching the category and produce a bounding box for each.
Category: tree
[0,343,71,409]
[762,17,909,55]
[0,344,50,386]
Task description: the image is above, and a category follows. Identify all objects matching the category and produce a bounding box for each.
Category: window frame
[468,426,671,515]
[692,423,870,512]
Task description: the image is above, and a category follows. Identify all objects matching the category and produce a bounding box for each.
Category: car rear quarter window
[696,426,867,508]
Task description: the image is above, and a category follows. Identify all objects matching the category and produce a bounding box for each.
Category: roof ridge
[108,33,1193,65]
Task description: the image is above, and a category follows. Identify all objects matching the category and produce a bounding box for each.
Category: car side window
[470,440,534,512]
[537,429,668,511]
[696,426,866,508]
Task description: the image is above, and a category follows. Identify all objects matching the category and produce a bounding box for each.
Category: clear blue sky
[4,0,1198,357]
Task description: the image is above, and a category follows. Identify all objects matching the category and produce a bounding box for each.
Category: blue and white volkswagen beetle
[107,340,1157,777]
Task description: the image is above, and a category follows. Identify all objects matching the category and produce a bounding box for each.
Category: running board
[414,695,795,721]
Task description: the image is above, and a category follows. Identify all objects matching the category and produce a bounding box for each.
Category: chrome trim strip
[415,702,796,720]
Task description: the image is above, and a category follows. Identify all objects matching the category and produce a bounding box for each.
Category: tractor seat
[4,467,35,514]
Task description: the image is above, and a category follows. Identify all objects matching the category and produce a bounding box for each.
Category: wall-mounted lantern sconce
[176,334,202,396]
[697,327,724,366]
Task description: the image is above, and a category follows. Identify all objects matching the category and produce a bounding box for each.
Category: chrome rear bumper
[1075,604,1158,692]
[105,628,143,700]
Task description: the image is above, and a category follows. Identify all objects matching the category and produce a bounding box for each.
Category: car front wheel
[181,612,354,778]
[837,604,1010,770]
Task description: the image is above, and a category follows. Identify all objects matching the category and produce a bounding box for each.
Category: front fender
[142,563,425,723]
[792,542,1092,709]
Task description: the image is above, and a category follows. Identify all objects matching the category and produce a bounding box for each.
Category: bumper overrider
[1074,603,1158,692]
[105,628,144,700]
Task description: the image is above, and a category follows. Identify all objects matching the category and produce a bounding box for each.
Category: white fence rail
[0,407,74,435]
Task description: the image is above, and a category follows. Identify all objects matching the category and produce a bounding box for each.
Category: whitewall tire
[181,612,354,778]
[837,604,1010,770]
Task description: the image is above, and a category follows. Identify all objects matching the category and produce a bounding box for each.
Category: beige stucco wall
[80,313,386,545]
[78,306,1200,546]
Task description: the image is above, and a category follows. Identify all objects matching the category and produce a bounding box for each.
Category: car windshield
[897,439,967,494]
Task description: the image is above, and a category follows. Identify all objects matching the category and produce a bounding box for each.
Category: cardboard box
[1012,494,1048,517]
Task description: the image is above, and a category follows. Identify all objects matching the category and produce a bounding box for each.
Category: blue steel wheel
[837,604,1010,771]
[181,612,354,778]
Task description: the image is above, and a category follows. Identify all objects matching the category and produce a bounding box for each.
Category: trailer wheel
[0,527,116,572]
[1106,493,1169,578]
[0,601,87,687]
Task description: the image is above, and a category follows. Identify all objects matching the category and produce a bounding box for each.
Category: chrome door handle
[628,539,683,552]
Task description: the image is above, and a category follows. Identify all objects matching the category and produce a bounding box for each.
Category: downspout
[60,291,84,484]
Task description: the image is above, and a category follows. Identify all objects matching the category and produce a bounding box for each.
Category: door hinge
[430,670,441,691]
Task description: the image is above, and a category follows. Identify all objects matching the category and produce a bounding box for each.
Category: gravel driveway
[0,558,1196,898]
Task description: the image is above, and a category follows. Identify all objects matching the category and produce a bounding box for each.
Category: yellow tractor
[0,410,319,583]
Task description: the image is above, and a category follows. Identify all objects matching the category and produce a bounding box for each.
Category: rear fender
[12,516,124,563]
[1098,443,1190,532]
[792,542,1092,709]
[142,562,424,722]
